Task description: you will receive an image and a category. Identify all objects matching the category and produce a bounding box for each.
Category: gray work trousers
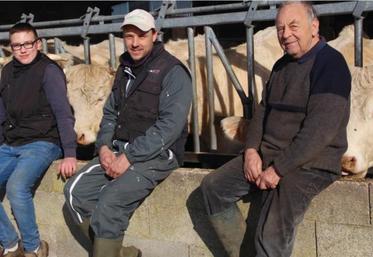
[64,150,178,239]
[201,154,338,257]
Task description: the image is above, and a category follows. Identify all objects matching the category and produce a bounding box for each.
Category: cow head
[342,66,373,178]
[65,64,114,145]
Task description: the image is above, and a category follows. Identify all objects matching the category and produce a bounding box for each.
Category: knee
[6,182,30,203]
[200,172,220,196]
[90,202,128,239]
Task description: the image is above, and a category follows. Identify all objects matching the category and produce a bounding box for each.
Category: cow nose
[341,156,356,172]
[78,133,85,144]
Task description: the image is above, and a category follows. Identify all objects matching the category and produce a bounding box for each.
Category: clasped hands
[99,145,131,178]
[244,148,281,190]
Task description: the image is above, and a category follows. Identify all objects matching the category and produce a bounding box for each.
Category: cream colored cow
[65,64,114,145]
[341,65,373,178]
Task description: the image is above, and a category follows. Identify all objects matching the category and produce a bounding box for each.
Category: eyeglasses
[10,39,39,51]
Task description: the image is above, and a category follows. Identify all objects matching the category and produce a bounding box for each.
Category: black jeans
[201,154,338,257]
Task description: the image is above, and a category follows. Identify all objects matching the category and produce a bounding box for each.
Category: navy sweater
[245,40,351,176]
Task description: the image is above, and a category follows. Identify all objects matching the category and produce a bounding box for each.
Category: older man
[64,9,192,257]
[201,2,351,257]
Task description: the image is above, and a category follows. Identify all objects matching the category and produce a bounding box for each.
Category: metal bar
[187,27,200,153]
[246,26,255,119]
[83,37,91,64]
[156,1,173,31]
[0,15,122,31]
[109,33,116,69]
[204,26,217,151]
[41,38,48,54]
[165,2,253,15]
[354,17,363,67]
[207,27,250,120]
[0,1,372,41]
[54,37,60,54]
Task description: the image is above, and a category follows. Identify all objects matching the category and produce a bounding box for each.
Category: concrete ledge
[3,160,373,257]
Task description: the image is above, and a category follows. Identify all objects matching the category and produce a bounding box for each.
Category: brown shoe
[24,240,48,257]
[3,243,24,257]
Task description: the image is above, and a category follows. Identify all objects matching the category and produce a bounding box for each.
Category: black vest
[113,44,189,165]
[0,53,60,146]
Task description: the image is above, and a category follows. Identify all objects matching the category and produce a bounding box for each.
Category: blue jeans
[0,141,62,252]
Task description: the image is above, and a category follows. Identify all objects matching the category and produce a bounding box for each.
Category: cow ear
[363,95,373,120]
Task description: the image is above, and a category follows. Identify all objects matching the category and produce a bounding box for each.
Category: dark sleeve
[0,98,5,144]
[273,47,351,176]
[43,64,77,157]
[122,65,192,163]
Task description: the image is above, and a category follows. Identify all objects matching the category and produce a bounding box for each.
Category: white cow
[341,65,373,177]
[65,64,114,145]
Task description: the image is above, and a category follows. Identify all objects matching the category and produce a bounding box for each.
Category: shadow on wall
[186,185,264,257]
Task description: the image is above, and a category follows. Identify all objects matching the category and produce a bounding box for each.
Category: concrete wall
[3,160,373,257]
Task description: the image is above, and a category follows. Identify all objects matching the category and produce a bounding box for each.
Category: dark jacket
[96,42,192,165]
[0,53,60,146]
[0,52,77,157]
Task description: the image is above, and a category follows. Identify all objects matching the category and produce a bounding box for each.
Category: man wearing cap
[64,9,192,257]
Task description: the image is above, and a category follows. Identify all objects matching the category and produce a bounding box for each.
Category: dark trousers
[64,150,178,239]
[201,155,338,257]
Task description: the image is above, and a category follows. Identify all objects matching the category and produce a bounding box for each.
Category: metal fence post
[83,37,91,64]
[109,33,116,69]
[187,27,200,153]
[204,26,217,151]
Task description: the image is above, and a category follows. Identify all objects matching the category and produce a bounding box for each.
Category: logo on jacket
[148,69,160,74]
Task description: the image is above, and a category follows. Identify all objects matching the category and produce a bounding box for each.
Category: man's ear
[311,18,320,37]
[311,19,319,37]
[152,30,158,42]
[36,38,42,51]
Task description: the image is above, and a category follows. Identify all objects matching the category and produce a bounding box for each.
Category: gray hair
[278,1,318,23]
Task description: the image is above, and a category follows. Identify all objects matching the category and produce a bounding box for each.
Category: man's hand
[256,166,281,190]
[244,148,263,182]
[99,145,116,171]
[106,154,131,178]
[58,157,77,179]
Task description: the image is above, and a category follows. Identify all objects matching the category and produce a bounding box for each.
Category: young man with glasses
[0,23,77,257]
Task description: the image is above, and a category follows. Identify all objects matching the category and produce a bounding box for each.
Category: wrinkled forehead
[275,3,308,25]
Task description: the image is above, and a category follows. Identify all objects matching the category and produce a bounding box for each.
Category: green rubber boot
[92,238,122,257]
[77,218,92,242]
[209,205,246,257]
